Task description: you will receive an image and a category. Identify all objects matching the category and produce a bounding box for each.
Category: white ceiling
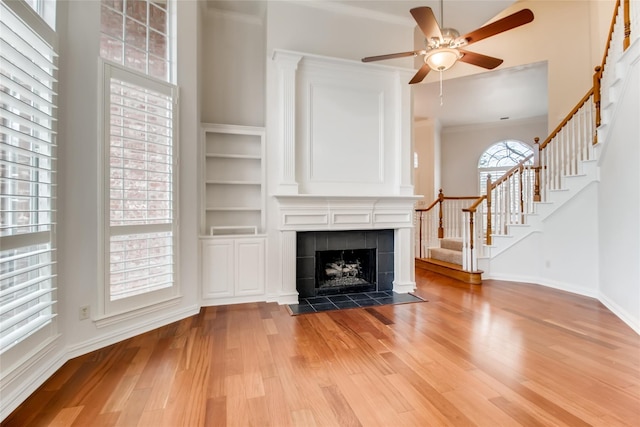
[208,0,548,128]
[413,61,548,127]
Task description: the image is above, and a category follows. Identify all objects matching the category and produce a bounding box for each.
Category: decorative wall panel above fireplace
[271,50,414,197]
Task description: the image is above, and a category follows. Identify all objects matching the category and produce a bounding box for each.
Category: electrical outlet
[79,305,90,320]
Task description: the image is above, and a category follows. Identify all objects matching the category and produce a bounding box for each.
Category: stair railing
[414,190,481,259]
[416,0,635,267]
[478,0,630,247]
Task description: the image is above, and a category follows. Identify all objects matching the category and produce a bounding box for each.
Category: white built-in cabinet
[200,124,267,304]
[201,237,265,300]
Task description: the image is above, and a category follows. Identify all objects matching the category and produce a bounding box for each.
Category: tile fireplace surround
[297,229,394,298]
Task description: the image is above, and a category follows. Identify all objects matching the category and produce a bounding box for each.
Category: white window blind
[103,63,177,304]
[0,2,57,353]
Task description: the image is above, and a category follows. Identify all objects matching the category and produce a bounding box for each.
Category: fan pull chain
[439,70,444,106]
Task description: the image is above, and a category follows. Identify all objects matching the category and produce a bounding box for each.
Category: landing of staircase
[416,258,483,285]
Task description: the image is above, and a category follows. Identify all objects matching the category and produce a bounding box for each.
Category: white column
[272,51,302,195]
[395,70,415,196]
[393,227,417,293]
[279,230,299,304]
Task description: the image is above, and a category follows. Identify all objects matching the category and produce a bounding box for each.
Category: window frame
[0,0,60,363]
[97,59,180,320]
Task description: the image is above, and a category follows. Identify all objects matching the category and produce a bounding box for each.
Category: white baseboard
[393,280,417,294]
[484,273,599,299]
[66,303,201,360]
[598,292,640,335]
[1,337,66,421]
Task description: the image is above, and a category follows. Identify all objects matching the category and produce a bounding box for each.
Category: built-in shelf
[205,207,262,212]
[205,153,262,160]
[201,124,265,236]
[205,180,261,185]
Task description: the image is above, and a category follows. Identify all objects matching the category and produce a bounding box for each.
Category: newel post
[437,189,444,239]
[593,66,602,145]
[485,176,492,246]
[533,137,541,202]
[468,210,475,256]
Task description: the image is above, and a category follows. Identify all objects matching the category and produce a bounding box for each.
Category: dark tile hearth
[287,290,426,315]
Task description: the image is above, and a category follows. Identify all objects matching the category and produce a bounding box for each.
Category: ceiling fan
[361,3,534,84]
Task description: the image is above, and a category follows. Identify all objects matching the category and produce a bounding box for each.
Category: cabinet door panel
[202,240,234,298]
[235,239,265,296]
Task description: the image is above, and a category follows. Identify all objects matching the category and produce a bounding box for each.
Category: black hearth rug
[286,290,426,315]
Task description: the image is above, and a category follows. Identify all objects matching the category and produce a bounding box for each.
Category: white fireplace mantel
[274,194,421,231]
[273,194,420,304]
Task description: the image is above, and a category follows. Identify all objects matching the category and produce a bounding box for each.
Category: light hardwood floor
[3,269,640,426]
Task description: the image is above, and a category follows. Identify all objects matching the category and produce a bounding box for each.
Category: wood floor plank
[3,270,640,426]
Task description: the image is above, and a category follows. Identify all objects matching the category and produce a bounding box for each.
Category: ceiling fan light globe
[424,48,460,71]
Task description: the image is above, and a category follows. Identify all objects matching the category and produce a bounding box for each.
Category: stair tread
[431,247,462,254]
[439,238,464,251]
[430,247,463,265]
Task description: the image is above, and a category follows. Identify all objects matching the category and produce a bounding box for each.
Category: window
[0,1,57,353]
[24,0,56,29]
[100,0,171,81]
[478,140,533,194]
[100,0,177,315]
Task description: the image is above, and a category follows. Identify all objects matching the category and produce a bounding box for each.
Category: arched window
[478,140,533,194]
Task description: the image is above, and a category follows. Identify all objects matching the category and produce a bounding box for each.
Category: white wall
[201,8,265,126]
[265,1,414,63]
[597,42,640,333]
[414,119,437,203]
[440,116,547,195]
[56,0,202,358]
[487,182,600,298]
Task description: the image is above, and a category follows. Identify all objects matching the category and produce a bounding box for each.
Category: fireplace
[296,229,394,298]
[316,248,376,295]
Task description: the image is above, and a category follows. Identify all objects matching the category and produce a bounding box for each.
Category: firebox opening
[315,249,376,296]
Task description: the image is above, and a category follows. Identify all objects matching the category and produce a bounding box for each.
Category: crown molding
[282,0,415,27]
[206,5,264,26]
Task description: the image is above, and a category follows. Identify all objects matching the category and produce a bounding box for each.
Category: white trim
[599,291,640,335]
[67,304,199,358]
[283,0,414,27]
[93,295,182,328]
[206,6,263,26]
[0,334,63,421]
[98,59,180,317]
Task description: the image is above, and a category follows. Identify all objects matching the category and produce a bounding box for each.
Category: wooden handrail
[539,88,595,150]
[462,195,487,213]
[415,196,480,212]
[601,0,621,72]
[489,154,535,189]
[623,0,630,50]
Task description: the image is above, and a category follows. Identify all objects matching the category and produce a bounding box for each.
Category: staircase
[415,0,636,287]
[417,238,482,285]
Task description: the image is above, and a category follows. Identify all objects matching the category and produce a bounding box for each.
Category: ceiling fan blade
[459,8,534,46]
[409,64,431,85]
[361,50,421,63]
[410,7,442,41]
[458,49,503,69]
